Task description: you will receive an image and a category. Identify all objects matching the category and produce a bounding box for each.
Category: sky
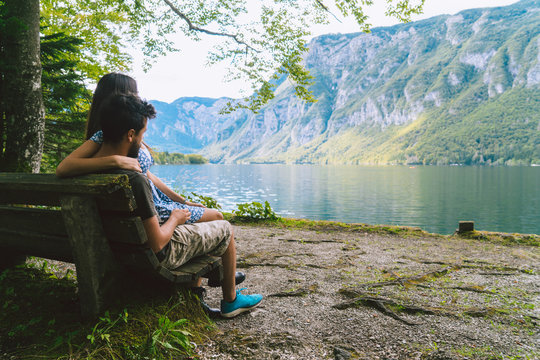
[129,0,519,102]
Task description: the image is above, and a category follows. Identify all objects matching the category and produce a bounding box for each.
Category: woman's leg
[196,208,224,223]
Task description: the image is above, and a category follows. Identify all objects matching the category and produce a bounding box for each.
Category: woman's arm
[56,140,141,178]
[147,171,205,207]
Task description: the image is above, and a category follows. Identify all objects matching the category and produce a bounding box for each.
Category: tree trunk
[0,0,44,173]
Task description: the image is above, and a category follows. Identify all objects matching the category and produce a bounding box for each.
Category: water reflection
[152,164,540,235]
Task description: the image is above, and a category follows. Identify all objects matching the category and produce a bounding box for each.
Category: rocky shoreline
[199,223,539,359]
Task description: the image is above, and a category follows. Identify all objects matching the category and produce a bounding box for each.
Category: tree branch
[162,0,259,52]
[314,0,342,23]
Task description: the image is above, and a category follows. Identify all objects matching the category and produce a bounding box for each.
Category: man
[94,93,262,318]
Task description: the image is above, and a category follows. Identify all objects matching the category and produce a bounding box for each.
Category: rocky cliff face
[147,0,540,165]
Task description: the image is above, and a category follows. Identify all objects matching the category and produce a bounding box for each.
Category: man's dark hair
[99,94,156,143]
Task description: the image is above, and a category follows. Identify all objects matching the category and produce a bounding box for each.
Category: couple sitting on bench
[59,92,262,318]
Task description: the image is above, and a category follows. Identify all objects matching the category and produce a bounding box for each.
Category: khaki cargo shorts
[161,220,231,270]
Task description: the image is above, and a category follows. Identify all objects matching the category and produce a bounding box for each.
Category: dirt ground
[198,224,540,360]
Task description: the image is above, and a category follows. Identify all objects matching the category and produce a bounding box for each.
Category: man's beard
[127,141,141,158]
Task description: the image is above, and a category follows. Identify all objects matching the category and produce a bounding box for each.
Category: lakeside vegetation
[152,151,208,165]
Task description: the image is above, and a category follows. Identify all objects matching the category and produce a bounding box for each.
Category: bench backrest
[0,173,223,318]
[0,173,150,261]
[0,173,220,284]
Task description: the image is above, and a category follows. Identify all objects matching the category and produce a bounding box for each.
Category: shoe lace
[236,288,248,295]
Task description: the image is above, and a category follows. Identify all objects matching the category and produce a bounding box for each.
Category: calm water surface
[152,165,540,235]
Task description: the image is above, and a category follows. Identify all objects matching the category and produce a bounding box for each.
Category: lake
[152,164,540,235]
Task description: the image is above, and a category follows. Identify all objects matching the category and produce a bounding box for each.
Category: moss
[228,213,539,247]
[456,230,540,247]
[228,214,439,238]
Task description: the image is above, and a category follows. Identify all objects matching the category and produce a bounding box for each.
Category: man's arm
[142,209,191,252]
[56,140,141,178]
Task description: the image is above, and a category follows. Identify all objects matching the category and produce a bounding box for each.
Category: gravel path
[199,224,540,360]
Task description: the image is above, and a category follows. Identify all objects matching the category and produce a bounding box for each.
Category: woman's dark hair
[85,73,138,139]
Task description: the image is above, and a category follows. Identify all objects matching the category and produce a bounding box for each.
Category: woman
[56,73,223,224]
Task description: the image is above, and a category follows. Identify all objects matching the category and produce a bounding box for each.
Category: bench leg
[60,195,119,320]
[206,264,223,286]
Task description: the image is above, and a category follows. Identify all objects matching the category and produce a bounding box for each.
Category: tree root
[335,289,509,324]
[478,272,516,276]
[236,261,291,269]
[278,238,343,244]
[356,266,461,289]
[409,257,536,275]
[333,292,431,325]
[451,285,493,293]
[414,284,494,293]
[268,283,319,297]
[305,264,332,269]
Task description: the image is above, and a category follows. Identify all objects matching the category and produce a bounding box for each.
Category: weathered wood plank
[170,256,221,275]
[60,195,119,319]
[0,188,136,212]
[0,206,67,237]
[158,266,195,283]
[157,256,222,284]
[109,244,160,270]
[0,173,129,194]
[167,256,222,284]
[0,173,136,211]
[0,229,72,261]
[102,216,148,245]
[0,207,147,245]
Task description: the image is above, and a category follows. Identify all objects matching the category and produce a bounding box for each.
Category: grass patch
[226,211,539,247]
[225,213,436,238]
[455,231,540,247]
[0,264,216,359]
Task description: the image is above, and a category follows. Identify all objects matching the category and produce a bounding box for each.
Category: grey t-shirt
[107,170,157,220]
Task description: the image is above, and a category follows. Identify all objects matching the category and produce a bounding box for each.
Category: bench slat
[109,244,160,270]
[158,256,222,284]
[0,189,135,212]
[102,216,148,245]
[171,256,221,275]
[0,229,72,262]
[0,207,148,245]
[0,173,129,194]
[0,206,67,237]
[0,173,136,211]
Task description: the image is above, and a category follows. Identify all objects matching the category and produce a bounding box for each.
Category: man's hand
[185,201,206,208]
[114,155,142,172]
[171,208,191,224]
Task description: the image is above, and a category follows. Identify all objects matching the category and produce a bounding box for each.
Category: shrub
[181,191,223,211]
[233,201,279,220]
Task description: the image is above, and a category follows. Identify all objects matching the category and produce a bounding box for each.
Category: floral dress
[90,131,204,223]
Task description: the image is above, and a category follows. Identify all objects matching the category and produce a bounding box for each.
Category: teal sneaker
[220,288,263,318]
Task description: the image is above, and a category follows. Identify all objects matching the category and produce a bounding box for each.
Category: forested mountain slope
[146,0,540,165]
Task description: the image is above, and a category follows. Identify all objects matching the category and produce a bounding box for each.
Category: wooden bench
[0,173,222,319]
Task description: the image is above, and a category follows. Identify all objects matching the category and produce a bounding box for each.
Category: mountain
[146,0,540,165]
[146,97,250,154]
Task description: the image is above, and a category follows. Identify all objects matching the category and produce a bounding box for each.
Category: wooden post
[458,221,475,234]
[60,195,119,320]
